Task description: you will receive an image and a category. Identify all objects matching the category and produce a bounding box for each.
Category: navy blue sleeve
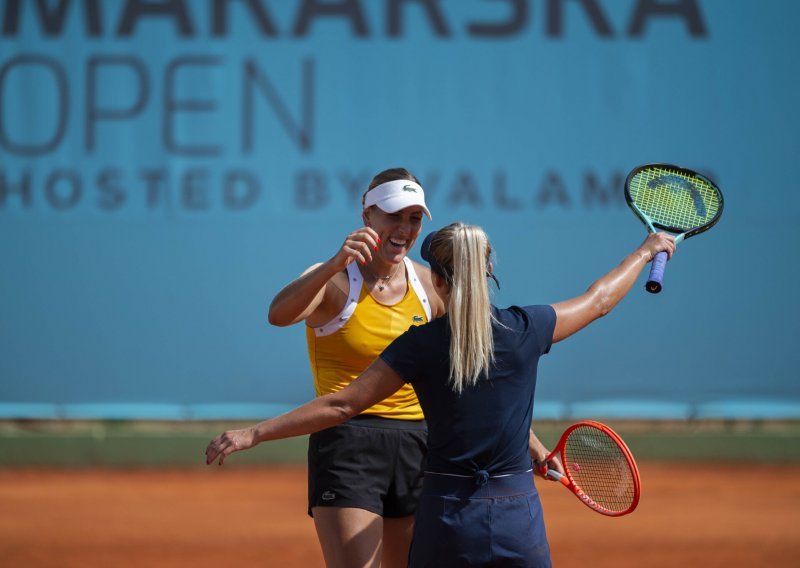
[379,325,422,384]
[524,305,557,355]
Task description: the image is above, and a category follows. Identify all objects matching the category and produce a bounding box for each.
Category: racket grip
[646,251,668,294]
[546,470,570,486]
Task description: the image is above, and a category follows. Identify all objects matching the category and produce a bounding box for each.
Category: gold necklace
[368,263,403,292]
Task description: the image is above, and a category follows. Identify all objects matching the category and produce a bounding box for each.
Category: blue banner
[1,0,798,420]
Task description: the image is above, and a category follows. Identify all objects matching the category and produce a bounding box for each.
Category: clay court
[2,462,798,567]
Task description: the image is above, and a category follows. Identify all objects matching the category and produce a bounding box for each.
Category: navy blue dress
[381,305,556,567]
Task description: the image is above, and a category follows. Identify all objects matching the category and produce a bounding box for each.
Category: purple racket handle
[646,251,668,293]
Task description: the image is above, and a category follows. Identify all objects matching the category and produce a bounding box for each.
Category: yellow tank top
[305,258,429,420]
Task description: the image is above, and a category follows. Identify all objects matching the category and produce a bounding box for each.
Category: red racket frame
[541,420,641,517]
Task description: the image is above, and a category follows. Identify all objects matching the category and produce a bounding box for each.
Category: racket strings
[629,167,721,231]
[563,426,636,513]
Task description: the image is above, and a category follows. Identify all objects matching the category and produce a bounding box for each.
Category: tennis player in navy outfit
[206,222,675,567]
[380,301,556,566]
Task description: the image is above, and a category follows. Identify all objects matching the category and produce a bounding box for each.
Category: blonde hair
[427,223,494,394]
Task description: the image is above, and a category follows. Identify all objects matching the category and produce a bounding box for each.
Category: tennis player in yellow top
[267,168,559,568]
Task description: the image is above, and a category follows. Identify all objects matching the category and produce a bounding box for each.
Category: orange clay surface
[2,463,799,567]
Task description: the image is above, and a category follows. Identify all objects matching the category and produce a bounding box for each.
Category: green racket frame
[624,164,724,293]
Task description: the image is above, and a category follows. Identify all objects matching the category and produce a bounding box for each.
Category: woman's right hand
[638,232,676,263]
[330,226,381,270]
[269,226,382,326]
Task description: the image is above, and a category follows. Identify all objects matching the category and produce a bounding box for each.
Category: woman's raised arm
[551,232,676,343]
[267,226,381,326]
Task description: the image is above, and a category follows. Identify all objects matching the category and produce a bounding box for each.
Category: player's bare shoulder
[411,260,446,318]
[297,262,349,296]
[326,265,351,297]
[303,262,351,327]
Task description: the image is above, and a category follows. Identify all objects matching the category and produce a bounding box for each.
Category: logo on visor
[402,185,418,192]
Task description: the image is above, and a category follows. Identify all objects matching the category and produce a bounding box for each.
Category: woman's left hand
[529,430,565,481]
[205,428,257,466]
[533,454,565,481]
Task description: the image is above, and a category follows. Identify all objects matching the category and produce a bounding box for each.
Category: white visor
[363,180,432,220]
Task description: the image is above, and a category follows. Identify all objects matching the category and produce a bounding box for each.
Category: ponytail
[423,223,494,394]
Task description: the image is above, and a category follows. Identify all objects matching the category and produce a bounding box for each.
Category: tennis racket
[539,420,640,517]
[625,164,724,293]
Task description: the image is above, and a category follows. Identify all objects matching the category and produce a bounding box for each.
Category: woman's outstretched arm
[205,359,405,465]
[551,232,676,343]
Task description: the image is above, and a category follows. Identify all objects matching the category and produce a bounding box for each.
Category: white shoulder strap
[312,263,362,337]
[405,257,432,321]
[312,258,431,337]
